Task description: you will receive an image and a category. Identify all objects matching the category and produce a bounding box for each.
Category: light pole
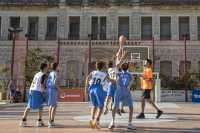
[7,27,23,80]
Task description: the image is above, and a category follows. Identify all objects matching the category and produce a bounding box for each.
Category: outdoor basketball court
[0,102,199,133]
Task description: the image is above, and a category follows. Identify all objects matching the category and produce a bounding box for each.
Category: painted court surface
[0,102,199,133]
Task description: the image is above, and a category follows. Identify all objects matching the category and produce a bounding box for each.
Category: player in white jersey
[85,61,115,130]
[103,50,129,115]
[19,63,47,127]
[103,80,109,93]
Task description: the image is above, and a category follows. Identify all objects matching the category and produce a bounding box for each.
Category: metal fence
[0,0,59,4]
[11,33,28,101]
[10,36,200,102]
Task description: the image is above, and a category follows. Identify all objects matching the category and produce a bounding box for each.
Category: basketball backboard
[122,46,149,61]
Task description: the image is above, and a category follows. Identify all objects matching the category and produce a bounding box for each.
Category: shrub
[0,65,10,92]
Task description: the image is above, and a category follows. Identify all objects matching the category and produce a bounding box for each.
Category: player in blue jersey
[108,62,137,130]
[19,63,47,127]
[85,61,115,130]
[46,62,63,128]
[115,42,127,113]
[103,50,129,116]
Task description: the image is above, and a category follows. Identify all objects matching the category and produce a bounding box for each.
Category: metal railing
[7,35,200,41]
[89,0,109,3]
[160,35,171,40]
[46,34,57,40]
[140,0,200,4]
[116,0,131,3]
[179,34,190,40]
[66,0,82,4]
[0,0,59,4]
[160,37,171,40]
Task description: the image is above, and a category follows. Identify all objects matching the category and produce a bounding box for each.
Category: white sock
[128,122,132,125]
[111,121,115,125]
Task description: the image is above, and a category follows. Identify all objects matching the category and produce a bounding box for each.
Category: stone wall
[0,4,200,40]
[1,2,200,89]
[0,40,200,88]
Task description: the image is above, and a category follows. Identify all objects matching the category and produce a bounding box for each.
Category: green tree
[0,65,10,92]
[16,48,57,87]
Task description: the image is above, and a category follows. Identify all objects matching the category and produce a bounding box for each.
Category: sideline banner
[193,90,200,103]
[57,89,84,102]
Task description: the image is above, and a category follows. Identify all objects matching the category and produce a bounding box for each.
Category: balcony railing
[89,0,109,4]
[179,34,190,40]
[0,0,59,4]
[160,35,171,40]
[66,0,82,4]
[140,0,200,5]
[46,34,57,40]
[116,0,131,3]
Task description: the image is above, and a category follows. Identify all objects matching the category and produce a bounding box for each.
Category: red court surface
[0,102,199,133]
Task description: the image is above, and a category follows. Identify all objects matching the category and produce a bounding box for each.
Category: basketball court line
[86,102,180,109]
[73,113,178,124]
[2,128,200,132]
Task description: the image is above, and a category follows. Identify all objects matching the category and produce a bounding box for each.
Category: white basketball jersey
[103,80,109,92]
[30,72,45,92]
[108,66,118,79]
[90,71,107,86]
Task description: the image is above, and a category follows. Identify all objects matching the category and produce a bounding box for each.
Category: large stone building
[0,0,200,88]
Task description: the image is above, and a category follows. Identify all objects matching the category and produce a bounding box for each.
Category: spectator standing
[8,79,16,103]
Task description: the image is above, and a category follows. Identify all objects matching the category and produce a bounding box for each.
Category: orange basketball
[119,35,126,42]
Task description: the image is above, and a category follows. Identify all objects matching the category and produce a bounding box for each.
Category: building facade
[0,0,200,87]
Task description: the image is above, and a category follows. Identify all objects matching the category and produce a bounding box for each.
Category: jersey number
[92,78,101,85]
[109,71,115,79]
[31,78,37,88]
[32,78,37,84]
[122,78,127,85]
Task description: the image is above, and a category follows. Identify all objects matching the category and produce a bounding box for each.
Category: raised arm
[85,73,92,95]
[115,73,120,90]
[116,43,123,62]
[127,74,134,92]
[117,50,129,70]
[54,73,63,94]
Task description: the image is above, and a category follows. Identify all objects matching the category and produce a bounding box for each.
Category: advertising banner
[193,90,200,103]
[57,89,84,102]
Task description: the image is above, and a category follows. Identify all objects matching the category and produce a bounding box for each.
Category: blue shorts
[27,90,43,110]
[10,91,15,97]
[46,88,57,106]
[113,86,133,107]
[107,82,117,97]
[89,84,106,107]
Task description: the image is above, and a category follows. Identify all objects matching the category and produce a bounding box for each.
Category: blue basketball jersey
[46,71,59,89]
[118,72,130,86]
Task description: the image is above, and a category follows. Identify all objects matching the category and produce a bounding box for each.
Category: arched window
[179,61,191,74]
[160,61,172,78]
[67,60,79,87]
